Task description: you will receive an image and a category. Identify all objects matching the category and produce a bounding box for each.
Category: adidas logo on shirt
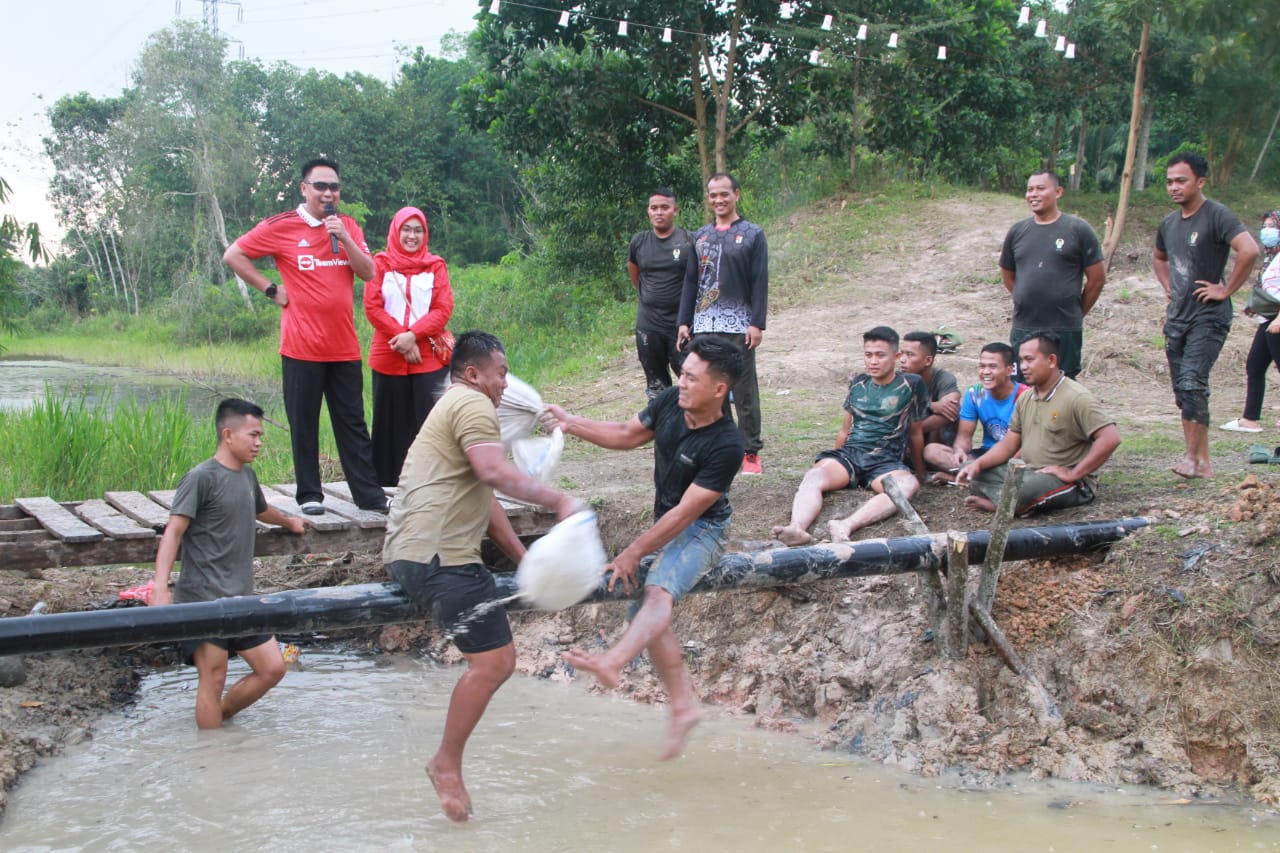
[297,239,311,247]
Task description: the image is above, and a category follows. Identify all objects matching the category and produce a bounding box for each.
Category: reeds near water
[0,391,296,503]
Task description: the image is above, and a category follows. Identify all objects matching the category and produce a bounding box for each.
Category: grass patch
[5,313,281,383]
[1111,430,1184,460]
[0,391,297,503]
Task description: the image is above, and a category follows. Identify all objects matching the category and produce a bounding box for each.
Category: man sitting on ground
[771,326,930,546]
[924,342,1027,478]
[899,330,960,454]
[956,332,1120,515]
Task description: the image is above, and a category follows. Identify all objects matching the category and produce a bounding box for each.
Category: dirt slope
[504,190,1280,803]
[3,190,1279,810]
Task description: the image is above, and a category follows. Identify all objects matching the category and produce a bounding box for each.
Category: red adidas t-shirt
[236,207,371,362]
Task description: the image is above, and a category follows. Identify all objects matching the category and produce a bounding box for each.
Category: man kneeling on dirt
[956,332,1120,516]
[382,331,581,822]
[540,335,745,761]
[151,398,309,729]
[771,326,930,546]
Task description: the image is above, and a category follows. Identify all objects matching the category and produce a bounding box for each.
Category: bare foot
[426,759,472,822]
[657,704,704,761]
[770,524,813,547]
[826,519,853,543]
[1171,460,1213,479]
[563,648,621,690]
[963,495,996,512]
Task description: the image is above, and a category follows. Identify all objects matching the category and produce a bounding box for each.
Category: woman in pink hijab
[364,206,455,485]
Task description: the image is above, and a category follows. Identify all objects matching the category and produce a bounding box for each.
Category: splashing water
[424,592,524,661]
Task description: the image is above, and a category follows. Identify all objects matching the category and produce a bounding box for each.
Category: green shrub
[163,275,279,346]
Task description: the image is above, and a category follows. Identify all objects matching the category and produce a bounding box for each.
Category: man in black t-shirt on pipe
[541,335,745,761]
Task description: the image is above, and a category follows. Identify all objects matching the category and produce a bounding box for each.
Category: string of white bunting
[484,1,1079,66]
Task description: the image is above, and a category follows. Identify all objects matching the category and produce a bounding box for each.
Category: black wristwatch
[264,284,278,299]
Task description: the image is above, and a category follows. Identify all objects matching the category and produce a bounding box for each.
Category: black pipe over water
[0,518,1148,655]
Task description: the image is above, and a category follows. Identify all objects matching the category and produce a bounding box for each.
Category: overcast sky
[0,0,481,239]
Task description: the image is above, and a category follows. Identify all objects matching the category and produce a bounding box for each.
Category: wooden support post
[945,532,968,659]
[881,476,946,638]
[968,600,1062,725]
[978,458,1025,614]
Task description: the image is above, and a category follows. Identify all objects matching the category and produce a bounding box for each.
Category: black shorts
[816,446,907,489]
[387,558,513,654]
[181,634,275,667]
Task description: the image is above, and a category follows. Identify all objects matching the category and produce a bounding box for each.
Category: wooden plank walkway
[0,481,554,572]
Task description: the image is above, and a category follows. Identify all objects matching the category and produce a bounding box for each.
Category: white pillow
[516,510,606,610]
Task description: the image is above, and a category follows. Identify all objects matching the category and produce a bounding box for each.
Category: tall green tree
[0,175,47,341]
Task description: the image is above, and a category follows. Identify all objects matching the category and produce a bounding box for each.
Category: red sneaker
[742,453,762,475]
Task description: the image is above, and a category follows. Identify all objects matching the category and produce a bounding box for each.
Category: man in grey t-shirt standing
[628,189,693,400]
[151,399,307,729]
[1000,170,1106,379]
[1154,151,1259,479]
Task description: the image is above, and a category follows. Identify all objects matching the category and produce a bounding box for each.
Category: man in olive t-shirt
[957,333,1120,516]
[382,331,579,823]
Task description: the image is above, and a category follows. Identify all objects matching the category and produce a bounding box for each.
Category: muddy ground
[3,191,1280,812]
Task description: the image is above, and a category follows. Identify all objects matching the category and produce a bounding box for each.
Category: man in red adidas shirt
[223,157,387,514]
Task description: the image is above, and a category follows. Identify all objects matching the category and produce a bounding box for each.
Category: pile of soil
[3,191,1279,811]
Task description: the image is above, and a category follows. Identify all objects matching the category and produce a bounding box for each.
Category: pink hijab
[374,206,442,276]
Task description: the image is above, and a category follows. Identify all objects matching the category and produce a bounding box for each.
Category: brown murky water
[1,651,1275,851]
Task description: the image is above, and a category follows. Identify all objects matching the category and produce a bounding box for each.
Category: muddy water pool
[1,651,1274,851]
[0,358,276,413]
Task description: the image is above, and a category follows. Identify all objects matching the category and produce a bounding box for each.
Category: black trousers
[699,331,762,455]
[371,368,448,486]
[635,328,685,400]
[281,356,384,509]
[1243,323,1280,421]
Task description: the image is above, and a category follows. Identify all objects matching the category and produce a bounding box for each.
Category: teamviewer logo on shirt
[298,255,316,271]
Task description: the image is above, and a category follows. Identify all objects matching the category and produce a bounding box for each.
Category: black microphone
[324,202,340,255]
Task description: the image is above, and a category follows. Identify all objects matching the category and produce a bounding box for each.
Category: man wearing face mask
[1220,210,1280,433]
[224,157,388,516]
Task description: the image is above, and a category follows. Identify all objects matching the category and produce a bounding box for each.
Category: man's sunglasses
[305,181,341,192]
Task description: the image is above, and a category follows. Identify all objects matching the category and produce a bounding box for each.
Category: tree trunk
[1217,119,1251,186]
[1102,20,1149,271]
[1134,95,1155,192]
[76,230,110,301]
[691,38,711,189]
[1249,99,1280,183]
[1071,111,1088,191]
[707,5,742,176]
[207,187,251,306]
[97,229,121,307]
[849,54,863,180]
[1047,113,1063,173]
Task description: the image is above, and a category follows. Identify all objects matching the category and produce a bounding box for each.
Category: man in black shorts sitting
[382,331,580,822]
[771,326,930,545]
[151,399,309,729]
